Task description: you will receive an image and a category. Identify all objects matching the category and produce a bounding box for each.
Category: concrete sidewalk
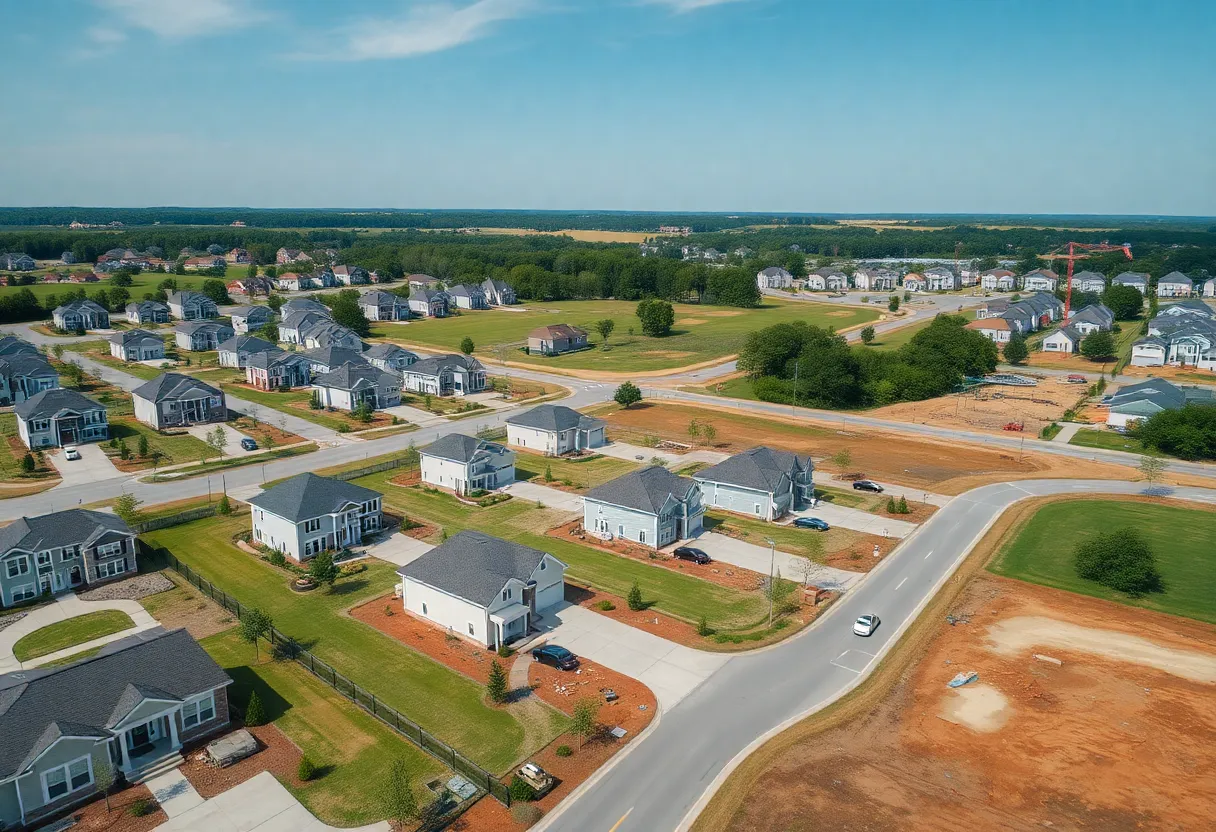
[0,594,159,672]
[1053,422,1084,444]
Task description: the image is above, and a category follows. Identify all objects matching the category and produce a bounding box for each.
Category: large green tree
[636,299,675,337]
[1073,528,1163,596]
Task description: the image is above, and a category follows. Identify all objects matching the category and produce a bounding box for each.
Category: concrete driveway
[502,480,584,512]
[47,443,121,488]
[684,531,863,593]
[381,402,445,426]
[597,441,728,468]
[185,422,255,453]
[785,503,918,538]
[361,532,433,567]
[531,603,727,711]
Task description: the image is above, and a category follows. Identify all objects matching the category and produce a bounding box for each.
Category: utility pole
[765,538,776,628]
[791,360,800,415]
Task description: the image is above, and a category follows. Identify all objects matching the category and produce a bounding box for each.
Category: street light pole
[765,537,776,628]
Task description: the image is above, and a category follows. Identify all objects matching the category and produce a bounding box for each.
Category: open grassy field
[142,515,545,773]
[1024,323,1140,372]
[512,452,639,491]
[0,271,216,304]
[202,630,444,826]
[987,497,1216,623]
[12,609,135,661]
[373,299,878,373]
[1068,428,1145,453]
[108,416,216,467]
[0,412,59,490]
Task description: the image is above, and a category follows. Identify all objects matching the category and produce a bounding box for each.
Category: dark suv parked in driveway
[852,480,884,493]
[532,644,579,671]
[672,546,711,564]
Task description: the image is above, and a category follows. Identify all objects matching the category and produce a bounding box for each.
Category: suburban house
[1068,303,1114,334]
[274,272,314,292]
[407,287,449,318]
[924,266,959,291]
[693,446,815,521]
[226,277,274,298]
[852,268,898,291]
[108,330,165,362]
[1157,271,1193,298]
[276,247,312,265]
[217,334,277,368]
[0,508,138,606]
[15,389,108,449]
[419,434,515,495]
[756,266,794,289]
[52,299,109,332]
[1203,277,1216,298]
[125,300,170,325]
[527,324,589,356]
[901,273,926,292]
[300,321,364,351]
[481,278,516,306]
[332,265,370,286]
[167,291,218,321]
[403,354,487,397]
[982,292,1065,336]
[0,253,36,271]
[174,320,234,352]
[396,532,565,650]
[965,317,1013,343]
[225,247,252,264]
[407,274,439,291]
[1021,269,1058,292]
[0,629,232,829]
[183,256,225,272]
[0,336,38,357]
[278,310,331,344]
[505,404,606,456]
[365,343,418,374]
[824,271,849,291]
[1112,271,1149,293]
[301,346,368,375]
[248,473,383,561]
[1131,303,1216,370]
[1071,270,1108,293]
[0,353,58,406]
[228,305,275,335]
[803,273,827,291]
[245,349,312,390]
[583,466,704,548]
[132,373,226,430]
[1041,325,1083,354]
[310,363,401,411]
[447,284,489,310]
[1101,378,1210,428]
[980,269,1017,291]
[281,298,330,318]
[357,290,409,322]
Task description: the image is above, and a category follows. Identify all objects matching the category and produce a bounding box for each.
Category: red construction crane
[1045,241,1133,316]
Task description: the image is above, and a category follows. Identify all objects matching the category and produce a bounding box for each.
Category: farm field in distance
[373,298,878,372]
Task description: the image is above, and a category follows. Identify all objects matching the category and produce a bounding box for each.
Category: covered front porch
[114,706,182,776]
[489,603,531,649]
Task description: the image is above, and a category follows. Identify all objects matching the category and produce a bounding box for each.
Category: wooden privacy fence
[133,504,218,533]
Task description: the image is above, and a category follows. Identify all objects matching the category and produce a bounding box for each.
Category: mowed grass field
[374,299,879,372]
[988,498,1216,623]
[0,270,221,304]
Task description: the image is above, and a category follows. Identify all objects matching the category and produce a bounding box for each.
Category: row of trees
[1131,404,1216,460]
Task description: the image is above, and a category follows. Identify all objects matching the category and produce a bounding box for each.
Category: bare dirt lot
[720,575,1216,832]
[599,402,1134,495]
[869,376,1092,435]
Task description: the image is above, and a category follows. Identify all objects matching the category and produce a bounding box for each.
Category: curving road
[536,479,1216,832]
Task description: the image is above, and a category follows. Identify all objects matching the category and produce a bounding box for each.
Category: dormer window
[502,588,511,601]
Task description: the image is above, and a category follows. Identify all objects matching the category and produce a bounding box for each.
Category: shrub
[859,325,875,345]
[497,642,512,658]
[487,660,508,704]
[596,599,616,611]
[897,495,909,514]
[544,464,554,482]
[1073,527,1163,596]
[510,804,543,825]
[337,423,350,433]
[268,550,286,568]
[697,615,714,637]
[626,581,644,611]
[555,744,573,757]
[244,690,266,726]
[509,775,538,802]
[128,798,157,817]
[886,496,897,513]
[217,494,232,515]
[20,453,34,474]
[297,756,316,782]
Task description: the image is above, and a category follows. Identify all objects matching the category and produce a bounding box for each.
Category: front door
[69,565,82,586]
[128,724,150,750]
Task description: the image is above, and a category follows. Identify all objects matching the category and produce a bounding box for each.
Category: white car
[853,614,880,637]
[63,446,81,461]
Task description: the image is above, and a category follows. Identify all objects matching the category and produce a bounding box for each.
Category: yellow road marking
[608,807,633,832]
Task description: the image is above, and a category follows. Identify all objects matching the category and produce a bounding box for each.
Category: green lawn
[217,384,370,433]
[0,271,216,304]
[512,453,640,491]
[141,516,540,773]
[202,630,444,827]
[13,610,135,661]
[372,299,878,372]
[1068,428,1145,454]
[988,499,1216,623]
[867,310,977,351]
[0,412,58,484]
[108,417,216,467]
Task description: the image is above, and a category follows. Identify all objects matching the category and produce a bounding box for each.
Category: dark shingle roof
[1159,270,1193,285]
[396,531,561,607]
[584,466,698,515]
[14,388,104,420]
[420,434,505,464]
[229,305,273,319]
[0,629,230,778]
[0,353,56,378]
[506,404,604,433]
[217,335,277,355]
[407,353,481,376]
[108,329,164,348]
[312,363,396,392]
[694,446,812,493]
[175,320,232,336]
[132,372,222,404]
[364,343,416,362]
[0,508,132,554]
[303,346,368,369]
[1069,304,1114,328]
[248,473,382,522]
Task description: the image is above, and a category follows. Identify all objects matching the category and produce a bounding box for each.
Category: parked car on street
[793,517,830,531]
[853,614,881,637]
[852,480,884,493]
[240,437,258,451]
[672,546,711,564]
[532,644,580,670]
[63,446,81,461]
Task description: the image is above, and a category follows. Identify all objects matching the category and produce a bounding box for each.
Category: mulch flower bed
[350,595,500,684]
[50,783,166,832]
[180,724,303,799]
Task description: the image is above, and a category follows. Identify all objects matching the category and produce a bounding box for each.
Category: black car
[240,437,259,451]
[532,644,579,671]
[672,546,711,564]
[852,480,884,493]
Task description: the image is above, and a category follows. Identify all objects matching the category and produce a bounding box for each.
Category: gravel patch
[78,573,174,602]
[0,612,28,633]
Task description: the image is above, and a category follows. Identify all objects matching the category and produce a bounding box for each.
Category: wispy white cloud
[87,25,127,45]
[94,0,267,40]
[315,0,541,61]
[643,0,754,12]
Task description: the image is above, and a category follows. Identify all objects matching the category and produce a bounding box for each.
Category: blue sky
[1,0,1213,215]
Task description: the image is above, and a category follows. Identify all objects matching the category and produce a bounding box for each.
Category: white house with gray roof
[0,352,58,406]
[756,266,793,289]
[358,290,409,322]
[481,278,516,306]
[1112,271,1149,293]
[0,508,137,606]
[132,373,226,430]
[248,473,383,561]
[174,320,234,352]
[166,291,218,321]
[693,446,814,521]
[506,404,606,456]
[228,305,274,335]
[419,434,515,495]
[1071,270,1108,293]
[446,284,489,310]
[217,334,277,368]
[52,299,109,332]
[1156,271,1193,298]
[396,531,566,649]
[1066,303,1114,335]
[125,300,170,325]
[108,329,165,362]
[407,287,449,318]
[311,363,401,412]
[583,466,704,548]
[403,353,486,397]
[1102,378,1200,428]
[15,389,108,449]
[364,343,418,374]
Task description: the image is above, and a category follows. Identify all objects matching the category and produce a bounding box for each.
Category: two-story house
[583,466,704,548]
[245,349,312,391]
[310,363,401,411]
[397,532,566,650]
[756,267,793,290]
[407,288,449,318]
[0,509,137,605]
[481,278,516,306]
[125,300,170,325]
[365,343,418,374]
[217,334,277,369]
[332,265,370,286]
[403,354,486,397]
[1112,271,1150,294]
[980,269,1017,291]
[506,404,606,456]
[278,310,331,344]
[446,284,489,310]
[693,446,814,521]
[300,321,364,351]
[166,291,218,321]
[248,473,383,561]
[1157,271,1194,298]
[276,247,312,265]
[1071,270,1108,294]
[924,266,959,292]
[419,434,515,495]
[52,299,109,332]
[228,305,275,335]
[174,320,234,352]
[901,273,926,292]
[132,373,226,431]
[301,346,368,375]
[0,353,58,406]
[357,290,409,321]
[16,389,108,449]
[108,330,165,362]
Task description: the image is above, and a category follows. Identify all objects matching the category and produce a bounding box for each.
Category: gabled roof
[420,433,507,464]
[529,324,586,340]
[175,320,232,335]
[694,446,812,494]
[167,290,214,306]
[1071,270,1106,284]
[0,629,230,779]
[584,466,698,515]
[280,298,330,317]
[229,305,273,319]
[302,346,368,368]
[407,353,482,377]
[0,335,38,356]
[358,290,403,306]
[0,353,56,379]
[758,266,792,277]
[0,508,132,555]
[1113,271,1149,285]
[1046,325,1082,343]
[14,388,104,420]
[281,310,330,331]
[397,531,561,607]
[108,329,163,348]
[133,372,223,404]
[446,284,484,298]
[248,473,382,522]
[126,299,169,314]
[967,317,1010,331]
[1159,270,1193,285]
[506,404,605,434]
[312,362,397,392]
[53,298,108,316]
[301,321,362,348]
[217,334,277,355]
[1107,378,1186,411]
[409,287,448,302]
[1069,304,1114,328]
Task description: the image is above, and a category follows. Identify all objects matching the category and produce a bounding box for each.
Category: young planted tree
[113,493,143,525]
[687,419,700,443]
[238,607,274,660]
[244,690,267,726]
[208,426,228,458]
[460,336,475,355]
[701,422,717,447]
[486,659,508,704]
[888,295,900,312]
[93,759,116,812]
[20,453,35,474]
[138,433,149,458]
[830,448,852,472]
[218,494,232,515]
[1137,453,1167,487]
[614,381,642,409]
[594,318,615,345]
[308,551,340,589]
[627,580,644,611]
[571,696,601,750]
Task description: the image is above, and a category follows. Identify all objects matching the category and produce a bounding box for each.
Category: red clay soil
[566,582,704,646]
[350,595,501,684]
[180,724,304,799]
[389,469,422,487]
[49,783,166,832]
[229,415,306,446]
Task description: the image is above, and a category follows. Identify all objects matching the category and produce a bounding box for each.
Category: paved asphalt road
[536,478,1216,832]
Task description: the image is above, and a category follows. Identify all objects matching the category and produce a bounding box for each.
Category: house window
[6,558,29,579]
[638,530,646,544]
[421,602,428,616]
[97,559,127,578]
[304,518,321,534]
[10,583,36,603]
[42,755,92,802]
[36,551,52,566]
[182,692,216,728]
[468,623,475,635]
[502,588,511,601]
[96,541,122,557]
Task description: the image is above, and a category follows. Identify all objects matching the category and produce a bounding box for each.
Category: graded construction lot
[717,574,1216,832]
[373,299,878,374]
[598,402,1133,494]
[867,376,1085,436]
